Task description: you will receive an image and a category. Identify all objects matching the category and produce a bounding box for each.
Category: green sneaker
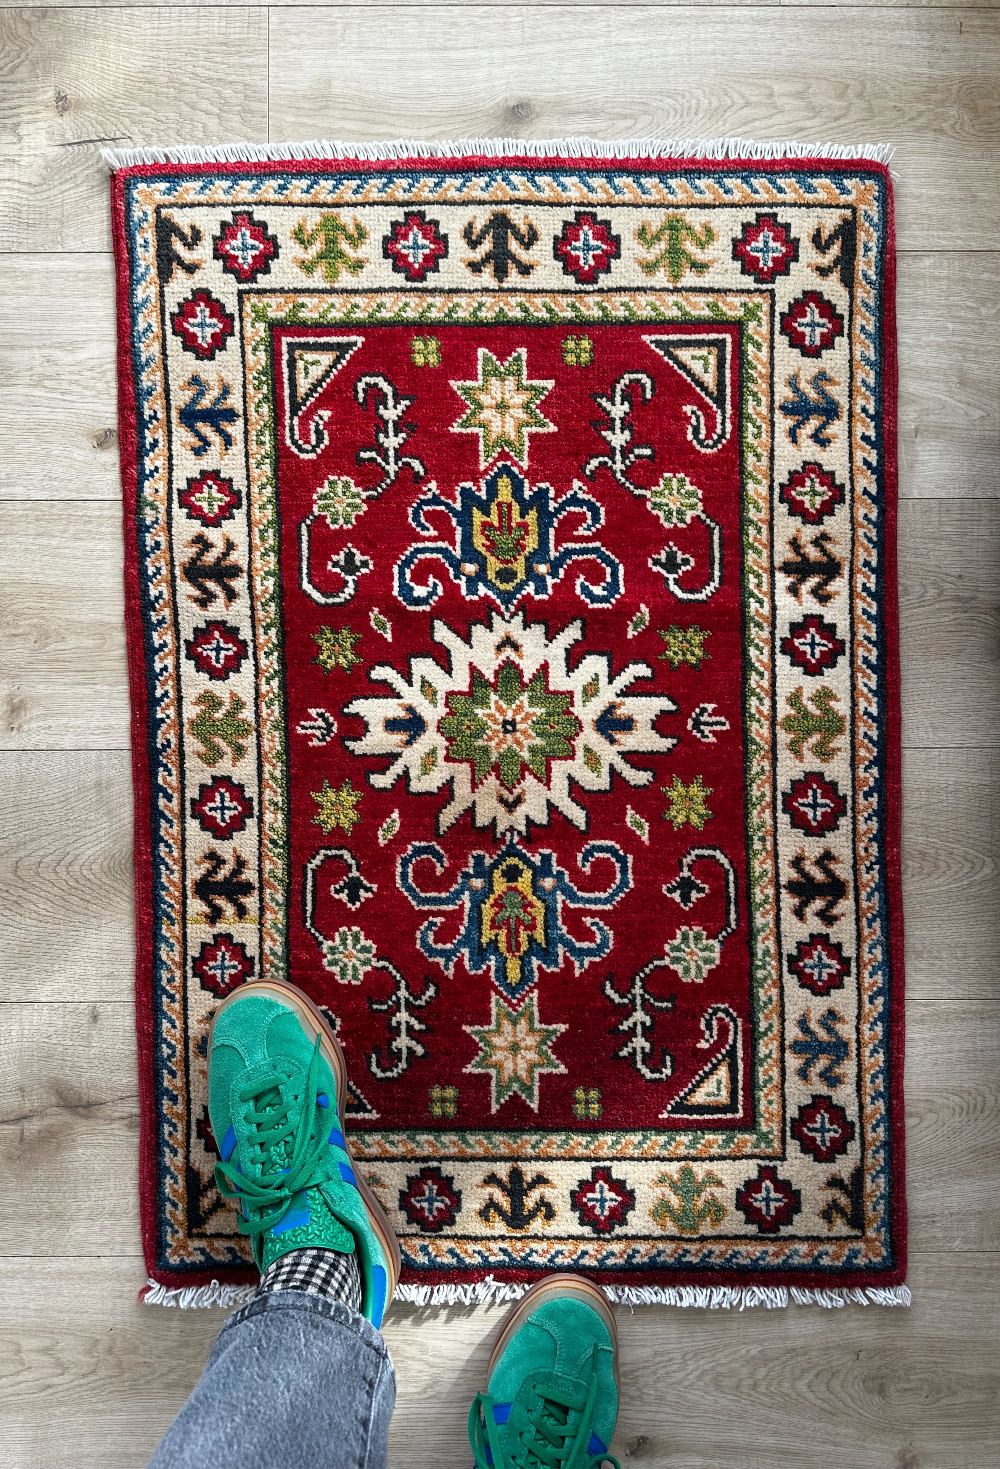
[469,1275,621,1469]
[208,977,401,1328]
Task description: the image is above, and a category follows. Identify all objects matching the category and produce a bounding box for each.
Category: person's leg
[147,979,401,1468]
[148,1289,395,1469]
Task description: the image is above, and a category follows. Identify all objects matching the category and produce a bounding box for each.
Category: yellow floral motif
[658,625,711,671]
[311,777,363,836]
[411,335,442,367]
[429,1084,459,1118]
[561,334,594,366]
[479,858,548,995]
[312,624,362,674]
[571,1086,603,1120]
[662,774,713,831]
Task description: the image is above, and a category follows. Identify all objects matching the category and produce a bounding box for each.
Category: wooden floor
[1,5,999,1466]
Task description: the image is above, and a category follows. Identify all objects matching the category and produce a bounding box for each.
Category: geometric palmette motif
[113,149,903,1296]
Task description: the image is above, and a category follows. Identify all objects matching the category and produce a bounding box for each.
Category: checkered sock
[257,1248,362,1313]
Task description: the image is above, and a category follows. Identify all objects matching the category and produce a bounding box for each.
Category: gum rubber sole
[487,1273,619,1389]
[208,977,402,1304]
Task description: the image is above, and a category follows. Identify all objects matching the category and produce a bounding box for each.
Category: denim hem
[224,1287,391,1362]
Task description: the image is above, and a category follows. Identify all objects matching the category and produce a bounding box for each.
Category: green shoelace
[215,1034,336,1246]
[469,1367,621,1469]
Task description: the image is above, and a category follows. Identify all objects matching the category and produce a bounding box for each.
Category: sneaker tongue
[241,1072,306,1181]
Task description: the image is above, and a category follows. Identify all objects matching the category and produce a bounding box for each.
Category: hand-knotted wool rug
[108,139,907,1309]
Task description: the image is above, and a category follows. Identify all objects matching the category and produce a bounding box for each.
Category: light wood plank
[267,6,1000,253]
[0,1253,996,1469]
[0,254,120,500]
[901,748,1000,1002]
[897,253,1000,500]
[2,747,996,1003]
[0,752,134,1003]
[1,0,994,10]
[2,251,995,502]
[0,9,997,1469]
[0,502,130,749]
[2,499,996,749]
[3,998,997,1256]
[0,8,268,253]
[898,499,1000,749]
[0,1002,140,1258]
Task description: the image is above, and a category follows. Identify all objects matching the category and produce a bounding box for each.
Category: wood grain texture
[0,8,268,253]
[0,1253,997,1469]
[2,747,996,1003]
[267,6,1000,252]
[0,502,130,748]
[3,997,997,1256]
[2,499,995,749]
[0,1002,140,1258]
[897,253,1000,501]
[1,0,992,10]
[0,752,134,1002]
[900,748,1000,1001]
[897,499,1000,749]
[2,251,996,502]
[0,254,120,499]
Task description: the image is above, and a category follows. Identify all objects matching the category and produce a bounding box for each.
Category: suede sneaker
[469,1275,620,1469]
[208,977,401,1328]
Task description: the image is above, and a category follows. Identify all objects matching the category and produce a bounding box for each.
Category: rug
[109,140,906,1307]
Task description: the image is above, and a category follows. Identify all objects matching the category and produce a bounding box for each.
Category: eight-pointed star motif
[451,347,555,468]
[463,992,567,1112]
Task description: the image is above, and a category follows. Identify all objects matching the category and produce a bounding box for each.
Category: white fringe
[392,1278,912,1311]
[103,137,894,172]
[142,1278,258,1310]
[142,1274,910,1311]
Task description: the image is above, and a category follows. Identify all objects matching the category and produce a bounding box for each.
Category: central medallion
[439,660,582,795]
[344,610,678,837]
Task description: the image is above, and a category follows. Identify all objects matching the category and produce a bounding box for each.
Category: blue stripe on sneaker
[587,1434,606,1456]
[317,1093,329,1108]
[369,1263,387,1328]
[272,1190,310,1235]
[492,1404,512,1426]
[338,1161,357,1186]
[327,1127,346,1150]
[220,1125,237,1162]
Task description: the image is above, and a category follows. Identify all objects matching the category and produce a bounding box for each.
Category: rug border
[110,150,906,1295]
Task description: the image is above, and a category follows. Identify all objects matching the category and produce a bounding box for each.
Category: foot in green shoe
[207,978,401,1328]
[469,1275,621,1469]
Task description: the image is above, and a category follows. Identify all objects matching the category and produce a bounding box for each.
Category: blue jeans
[147,1291,395,1469]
